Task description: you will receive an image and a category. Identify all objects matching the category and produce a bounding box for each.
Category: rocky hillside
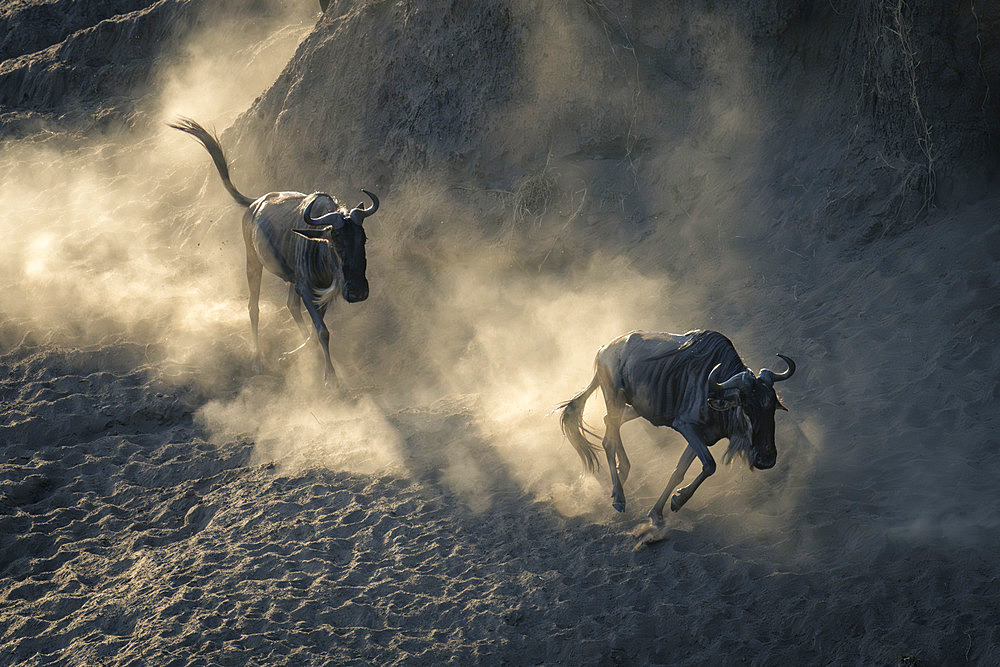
[230,1,1000,236]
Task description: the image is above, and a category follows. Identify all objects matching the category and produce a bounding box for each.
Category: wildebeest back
[616,330,746,427]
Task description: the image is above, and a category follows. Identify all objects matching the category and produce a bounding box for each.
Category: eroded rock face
[0,1,187,135]
[0,0,314,138]
[224,1,1000,220]
[5,0,999,205]
[0,0,155,63]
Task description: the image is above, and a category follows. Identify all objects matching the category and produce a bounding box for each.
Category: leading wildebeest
[170,117,379,388]
[560,330,795,521]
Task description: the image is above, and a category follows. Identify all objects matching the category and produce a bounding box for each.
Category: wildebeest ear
[293,227,331,241]
[707,397,739,412]
[776,396,789,411]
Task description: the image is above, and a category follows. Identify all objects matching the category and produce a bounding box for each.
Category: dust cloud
[189,19,797,527]
[5,0,988,562]
[0,0,812,530]
[0,1,315,384]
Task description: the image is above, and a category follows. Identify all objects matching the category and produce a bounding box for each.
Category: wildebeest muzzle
[753,451,776,470]
[344,279,369,303]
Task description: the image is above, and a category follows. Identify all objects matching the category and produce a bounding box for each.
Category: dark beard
[723,407,754,468]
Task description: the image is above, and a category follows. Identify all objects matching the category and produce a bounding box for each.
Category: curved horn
[304,196,344,227]
[761,354,796,384]
[708,364,724,392]
[349,189,379,223]
[709,364,752,393]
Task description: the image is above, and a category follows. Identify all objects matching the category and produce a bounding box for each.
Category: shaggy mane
[722,406,754,468]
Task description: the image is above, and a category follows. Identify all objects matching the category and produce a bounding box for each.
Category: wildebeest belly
[251,223,296,281]
[623,382,680,427]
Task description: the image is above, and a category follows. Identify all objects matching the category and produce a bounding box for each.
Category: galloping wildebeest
[560,330,795,521]
[170,117,379,388]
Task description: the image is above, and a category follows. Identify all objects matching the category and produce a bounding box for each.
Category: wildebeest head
[297,190,379,303]
[707,355,795,470]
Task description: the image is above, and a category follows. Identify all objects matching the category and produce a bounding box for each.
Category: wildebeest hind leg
[246,253,264,373]
[601,398,628,512]
[616,405,639,484]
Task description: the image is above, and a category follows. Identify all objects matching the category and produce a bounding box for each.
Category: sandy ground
[2,1,1000,665]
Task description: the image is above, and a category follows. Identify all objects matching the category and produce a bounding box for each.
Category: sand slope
[2,1,1000,665]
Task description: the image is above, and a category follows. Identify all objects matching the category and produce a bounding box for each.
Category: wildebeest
[170,117,379,388]
[560,330,795,521]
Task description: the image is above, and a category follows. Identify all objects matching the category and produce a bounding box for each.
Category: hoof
[612,499,626,513]
[670,494,683,512]
[630,514,664,539]
[632,524,669,549]
[646,511,664,526]
[325,378,350,399]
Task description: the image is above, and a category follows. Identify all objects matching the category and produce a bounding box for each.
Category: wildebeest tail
[170,117,256,208]
[558,372,602,473]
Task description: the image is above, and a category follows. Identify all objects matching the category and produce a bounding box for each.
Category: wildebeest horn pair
[304,189,379,227]
[710,354,795,392]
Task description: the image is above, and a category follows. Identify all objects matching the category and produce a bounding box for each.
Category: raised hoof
[670,493,683,512]
[612,499,626,513]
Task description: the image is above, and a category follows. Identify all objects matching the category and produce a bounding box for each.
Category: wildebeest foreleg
[287,284,312,338]
[668,424,717,512]
[297,285,338,388]
[648,446,696,522]
[280,284,314,361]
